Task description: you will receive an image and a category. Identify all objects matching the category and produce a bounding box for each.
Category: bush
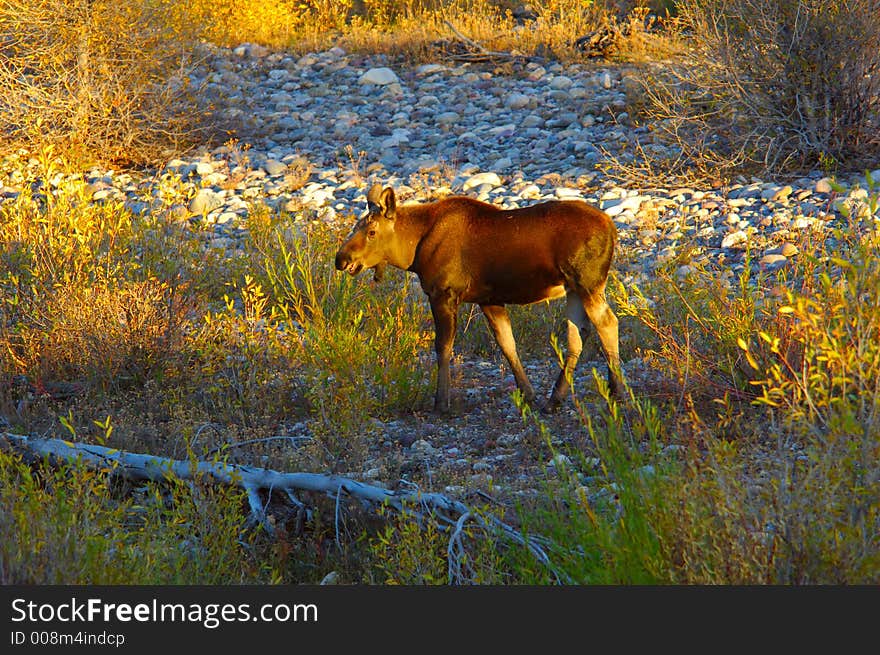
[0,451,262,584]
[248,216,433,470]
[0,0,210,165]
[641,0,880,174]
[191,0,351,47]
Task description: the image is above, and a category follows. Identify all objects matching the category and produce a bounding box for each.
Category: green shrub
[499,187,880,584]
[247,216,433,470]
[0,451,262,584]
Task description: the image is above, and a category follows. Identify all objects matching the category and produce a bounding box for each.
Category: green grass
[0,452,262,584]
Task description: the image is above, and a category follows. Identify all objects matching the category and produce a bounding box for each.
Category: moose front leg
[429,294,459,413]
[480,304,536,403]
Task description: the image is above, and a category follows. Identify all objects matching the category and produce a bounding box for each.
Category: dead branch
[437,20,518,63]
[0,431,567,583]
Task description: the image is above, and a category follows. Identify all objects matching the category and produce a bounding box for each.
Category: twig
[444,20,489,54]
[441,20,517,62]
[447,511,472,585]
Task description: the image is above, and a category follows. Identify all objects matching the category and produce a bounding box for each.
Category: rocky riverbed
[2,43,878,496]
[5,43,877,278]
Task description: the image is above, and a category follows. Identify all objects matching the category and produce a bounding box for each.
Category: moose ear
[367,184,396,219]
[380,186,396,219]
[367,183,384,207]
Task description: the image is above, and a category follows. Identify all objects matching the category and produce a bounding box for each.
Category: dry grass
[2,152,879,583]
[196,0,678,63]
[625,0,880,181]
[0,0,213,165]
[3,0,878,586]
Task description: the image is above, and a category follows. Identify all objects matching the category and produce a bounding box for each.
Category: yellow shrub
[190,0,353,47]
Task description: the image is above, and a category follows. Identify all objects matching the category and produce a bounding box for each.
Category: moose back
[335,184,622,412]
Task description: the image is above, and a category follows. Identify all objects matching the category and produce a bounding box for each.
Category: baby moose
[335,183,622,413]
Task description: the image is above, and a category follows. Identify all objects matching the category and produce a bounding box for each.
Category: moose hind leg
[585,290,622,396]
[480,304,535,402]
[547,292,588,409]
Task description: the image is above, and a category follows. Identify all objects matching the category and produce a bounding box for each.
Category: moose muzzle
[334,251,363,275]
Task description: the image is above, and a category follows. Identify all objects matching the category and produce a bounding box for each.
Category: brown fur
[335,184,622,412]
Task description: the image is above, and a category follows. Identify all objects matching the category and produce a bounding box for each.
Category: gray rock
[731,184,762,199]
[549,75,573,90]
[416,64,446,75]
[548,454,573,470]
[759,254,788,270]
[765,242,798,257]
[527,66,546,81]
[189,188,223,215]
[771,185,793,202]
[506,93,530,110]
[602,195,644,216]
[814,177,834,194]
[462,172,502,191]
[555,187,582,199]
[263,159,287,176]
[359,67,399,85]
[436,111,461,126]
[721,230,749,249]
[517,184,542,199]
[410,439,435,457]
[195,161,215,176]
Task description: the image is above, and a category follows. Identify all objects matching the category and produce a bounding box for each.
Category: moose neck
[387,203,434,273]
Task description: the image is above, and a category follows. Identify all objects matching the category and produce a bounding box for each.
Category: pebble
[815,178,834,194]
[759,253,788,270]
[359,67,399,85]
[721,230,749,249]
[548,454,573,470]
[462,172,502,191]
[771,185,793,202]
[505,93,530,110]
[602,195,644,217]
[549,75,573,90]
[765,242,798,257]
[189,188,223,215]
[263,159,287,176]
[409,439,435,457]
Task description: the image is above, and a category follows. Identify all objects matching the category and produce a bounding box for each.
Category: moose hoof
[539,397,563,414]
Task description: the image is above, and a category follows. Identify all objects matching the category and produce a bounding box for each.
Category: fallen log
[0,431,567,583]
